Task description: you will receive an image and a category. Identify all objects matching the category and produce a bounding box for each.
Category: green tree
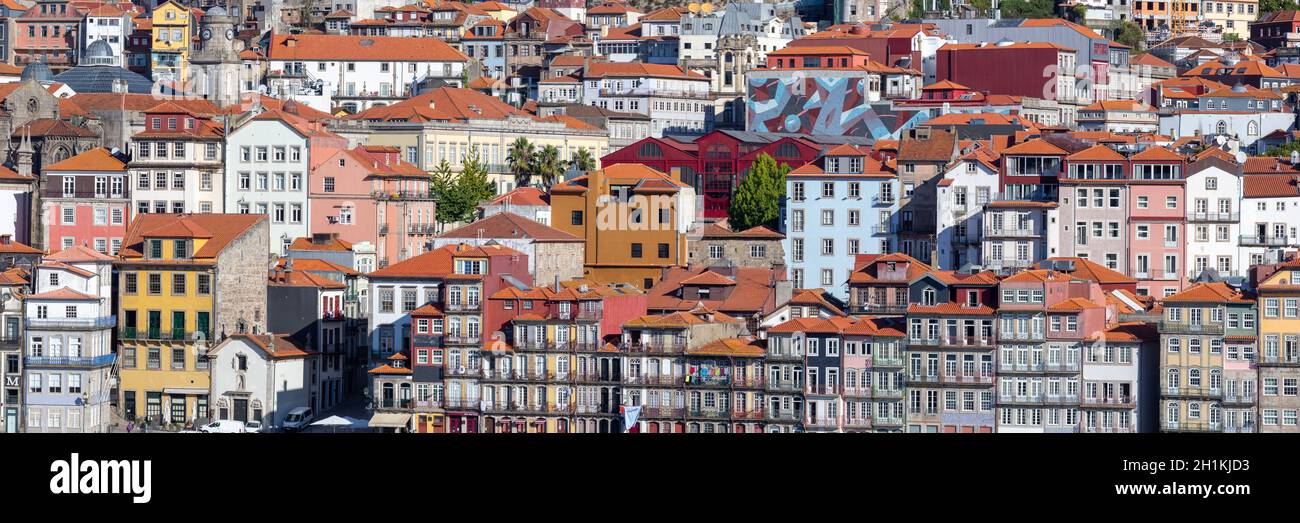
[1264,141,1300,157]
[1261,0,1300,14]
[571,147,597,173]
[445,146,496,224]
[507,137,535,188]
[1070,5,1088,22]
[1111,21,1146,52]
[532,144,565,189]
[999,0,1055,18]
[728,153,789,231]
[431,159,460,225]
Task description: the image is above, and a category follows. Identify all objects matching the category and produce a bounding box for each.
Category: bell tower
[189,6,244,108]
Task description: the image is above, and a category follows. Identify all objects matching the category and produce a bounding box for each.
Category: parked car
[281,408,314,432]
[198,420,246,433]
[244,421,264,433]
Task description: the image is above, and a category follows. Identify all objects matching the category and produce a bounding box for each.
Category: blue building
[784,145,898,301]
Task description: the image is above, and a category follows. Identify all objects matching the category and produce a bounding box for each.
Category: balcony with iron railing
[1163,385,1221,399]
[446,301,482,313]
[998,361,1081,373]
[641,406,685,418]
[765,350,803,362]
[622,374,682,386]
[598,88,711,99]
[442,397,481,410]
[908,335,994,348]
[872,353,906,367]
[804,417,840,430]
[1084,425,1135,433]
[1157,321,1224,335]
[25,353,117,368]
[767,380,802,392]
[938,373,995,385]
[805,383,840,395]
[871,194,895,206]
[407,224,437,235]
[1187,211,1238,222]
[872,387,905,399]
[121,326,212,342]
[765,409,801,422]
[982,258,1034,270]
[999,394,1078,405]
[851,303,910,315]
[28,316,116,330]
[871,224,894,235]
[842,386,872,397]
[1222,423,1255,434]
[874,415,904,427]
[843,417,873,429]
[1163,420,1221,432]
[1239,234,1294,247]
[444,365,483,378]
[984,227,1041,238]
[443,334,482,345]
[1258,354,1300,366]
[1080,396,1135,408]
[625,341,686,354]
[573,372,620,384]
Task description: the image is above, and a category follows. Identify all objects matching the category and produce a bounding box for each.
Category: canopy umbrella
[311,415,359,433]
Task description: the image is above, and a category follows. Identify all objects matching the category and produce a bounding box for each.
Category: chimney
[553,274,561,292]
[0,234,9,245]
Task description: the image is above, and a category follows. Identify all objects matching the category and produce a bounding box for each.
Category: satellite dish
[701,3,714,13]
[688,2,699,12]
[1234,151,1247,165]
[1214,135,1226,145]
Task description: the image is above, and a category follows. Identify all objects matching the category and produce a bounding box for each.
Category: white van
[282,407,313,431]
[199,420,246,433]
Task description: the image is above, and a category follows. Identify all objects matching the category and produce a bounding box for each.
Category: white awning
[162,388,209,395]
[368,412,412,428]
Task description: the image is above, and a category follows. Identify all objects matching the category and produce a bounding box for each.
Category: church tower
[189,6,244,108]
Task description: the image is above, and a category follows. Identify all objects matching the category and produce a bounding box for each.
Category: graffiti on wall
[747,75,913,139]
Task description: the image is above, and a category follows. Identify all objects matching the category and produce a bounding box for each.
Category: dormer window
[921,288,936,306]
[174,239,189,259]
[148,239,163,259]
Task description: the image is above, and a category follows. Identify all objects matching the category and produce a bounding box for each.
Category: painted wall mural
[746,75,918,139]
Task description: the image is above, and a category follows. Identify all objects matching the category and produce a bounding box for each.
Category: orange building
[549,164,695,290]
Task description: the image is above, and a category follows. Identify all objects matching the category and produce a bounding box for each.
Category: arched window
[1166,402,1179,423]
[1247,121,1259,136]
[1188,368,1201,387]
[775,141,800,158]
[638,141,662,158]
[1216,120,1228,135]
[1167,368,1180,389]
[1210,369,1222,391]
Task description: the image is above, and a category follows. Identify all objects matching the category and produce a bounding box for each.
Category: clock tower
[189,6,244,108]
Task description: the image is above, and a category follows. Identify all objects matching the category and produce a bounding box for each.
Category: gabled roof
[289,236,354,252]
[25,286,98,301]
[268,33,468,62]
[437,212,582,242]
[689,337,765,357]
[1002,138,1068,156]
[44,147,127,172]
[1035,257,1136,285]
[1161,282,1251,304]
[1242,174,1299,198]
[679,270,737,286]
[1130,146,1183,162]
[119,214,265,260]
[1066,144,1126,161]
[45,245,114,263]
[486,186,549,207]
[221,334,314,359]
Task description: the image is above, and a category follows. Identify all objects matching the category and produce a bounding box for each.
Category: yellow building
[151,0,195,84]
[1257,260,1300,433]
[550,164,695,290]
[1202,0,1258,39]
[116,213,268,427]
[1157,282,1253,433]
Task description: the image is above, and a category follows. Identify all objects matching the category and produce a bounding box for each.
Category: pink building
[1126,146,1186,298]
[310,145,436,268]
[41,148,130,254]
[12,0,81,71]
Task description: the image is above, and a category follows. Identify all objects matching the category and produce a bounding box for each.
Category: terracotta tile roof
[699,222,784,240]
[367,252,451,281]
[0,239,42,254]
[1131,53,1175,68]
[1048,297,1103,312]
[787,288,846,316]
[907,302,996,315]
[1000,269,1064,283]
[45,245,114,263]
[119,214,265,260]
[273,258,360,276]
[25,286,98,300]
[1161,281,1252,304]
[1081,100,1156,112]
[1002,137,1068,156]
[368,363,413,375]
[647,266,781,315]
[487,186,549,207]
[1130,146,1183,162]
[641,6,686,21]
[1066,144,1126,161]
[588,2,641,14]
[849,252,932,283]
[926,270,1001,286]
[1103,322,1154,342]
[625,307,742,328]
[1243,157,1300,174]
[898,129,957,162]
[68,93,221,115]
[44,147,127,172]
[1035,257,1136,284]
[14,119,97,138]
[679,270,737,286]
[437,212,582,242]
[1242,174,1300,198]
[0,268,28,285]
[351,87,527,122]
[268,33,468,62]
[585,62,706,80]
[229,333,314,358]
[688,336,765,357]
[269,269,347,289]
[1015,18,1104,39]
[922,80,969,90]
[289,236,354,252]
[0,165,34,182]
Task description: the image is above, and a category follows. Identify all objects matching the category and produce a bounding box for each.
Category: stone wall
[535,241,585,285]
[215,217,270,340]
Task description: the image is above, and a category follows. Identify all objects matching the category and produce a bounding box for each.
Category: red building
[41,148,130,255]
[600,129,847,218]
[1250,10,1300,50]
[788,23,939,69]
[935,42,1076,101]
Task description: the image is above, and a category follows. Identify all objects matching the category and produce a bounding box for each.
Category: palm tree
[533,145,565,189]
[507,137,535,188]
[571,147,597,173]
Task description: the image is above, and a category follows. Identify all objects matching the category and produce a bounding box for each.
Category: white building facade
[934,151,999,270]
[223,116,311,256]
[1184,158,1244,278]
[208,334,317,427]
